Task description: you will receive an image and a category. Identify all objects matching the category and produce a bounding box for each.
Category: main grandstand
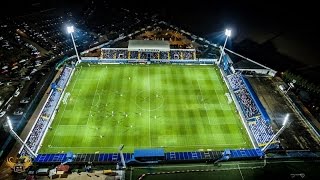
[2,21,320,179]
[101,40,196,61]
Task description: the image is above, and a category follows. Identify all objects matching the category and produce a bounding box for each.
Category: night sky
[1,0,319,66]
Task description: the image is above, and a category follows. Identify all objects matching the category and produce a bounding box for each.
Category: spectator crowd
[227,73,274,146]
[20,67,73,156]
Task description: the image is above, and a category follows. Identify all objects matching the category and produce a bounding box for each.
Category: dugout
[133,148,165,162]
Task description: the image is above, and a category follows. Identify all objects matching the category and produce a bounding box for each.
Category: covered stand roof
[128,40,170,52]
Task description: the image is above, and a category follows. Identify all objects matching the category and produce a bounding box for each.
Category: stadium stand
[115,49,128,59]
[129,51,139,59]
[100,46,195,61]
[159,51,169,59]
[140,52,159,59]
[101,49,116,59]
[226,73,245,91]
[34,150,223,164]
[234,88,259,119]
[242,76,271,123]
[169,50,182,60]
[222,148,264,160]
[225,73,274,146]
[249,117,274,145]
[20,67,73,156]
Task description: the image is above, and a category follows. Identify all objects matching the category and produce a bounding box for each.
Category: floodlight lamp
[67,26,74,33]
[225,29,231,37]
[283,113,289,126]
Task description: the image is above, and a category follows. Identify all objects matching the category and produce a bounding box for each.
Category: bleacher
[242,76,271,123]
[129,51,139,59]
[101,49,115,59]
[222,148,264,160]
[182,50,194,60]
[100,48,195,61]
[226,73,274,146]
[159,51,169,59]
[234,88,260,119]
[226,73,245,91]
[169,50,182,60]
[249,117,274,145]
[20,67,73,157]
[115,50,128,59]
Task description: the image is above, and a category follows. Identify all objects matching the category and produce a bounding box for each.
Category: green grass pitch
[39,64,252,153]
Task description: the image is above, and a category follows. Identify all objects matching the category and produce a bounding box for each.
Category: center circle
[135,91,165,111]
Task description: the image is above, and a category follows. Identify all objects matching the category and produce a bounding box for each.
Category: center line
[148,66,151,147]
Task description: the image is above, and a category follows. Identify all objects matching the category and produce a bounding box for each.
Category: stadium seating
[226,73,245,91]
[20,67,73,156]
[182,51,194,60]
[101,48,195,61]
[129,51,139,59]
[115,50,128,59]
[101,49,116,59]
[226,73,275,146]
[170,50,182,60]
[248,117,274,145]
[234,89,259,119]
[159,51,169,59]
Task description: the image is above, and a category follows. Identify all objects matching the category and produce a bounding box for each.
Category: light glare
[67,26,74,33]
[283,113,289,126]
[225,29,231,37]
[7,117,13,130]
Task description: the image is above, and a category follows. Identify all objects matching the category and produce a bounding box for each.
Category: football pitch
[39,64,252,153]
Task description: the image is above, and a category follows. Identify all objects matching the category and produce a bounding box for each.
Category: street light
[261,113,290,152]
[285,79,296,94]
[218,29,231,65]
[5,117,37,158]
[67,26,80,63]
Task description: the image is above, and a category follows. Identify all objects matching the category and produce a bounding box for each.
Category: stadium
[1,19,320,179]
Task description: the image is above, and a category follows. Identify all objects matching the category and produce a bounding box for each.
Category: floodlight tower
[67,26,81,64]
[217,29,231,65]
[261,114,290,152]
[118,144,126,169]
[4,117,37,158]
